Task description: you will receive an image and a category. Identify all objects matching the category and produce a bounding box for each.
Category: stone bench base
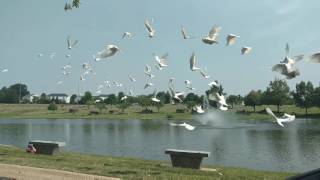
[29,140,65,155]
[165,149,210,169]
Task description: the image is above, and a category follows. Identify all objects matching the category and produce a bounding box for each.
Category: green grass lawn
[230,104,320,120]
[0,145,296,179]
[0,103,319,121]
[0,103,192,120]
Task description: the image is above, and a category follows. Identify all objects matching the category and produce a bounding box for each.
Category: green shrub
[47,102,58,111]
[166,114,174,119]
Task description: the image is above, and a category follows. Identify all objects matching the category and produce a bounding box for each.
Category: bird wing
[266,107,279,121]
[226,34,237,46]
[169,84,175,97]
[161,53,169,60]
[184,123,195,130]
[199,69,207,77]
[145,64,151,72]
[292,54,304,63]
[285,43,290,56]
[67,36,71,47]
[272,64,287,74]
[72,40,78,47]
[190,52,196,70]
[145,20,153,33]
[208,26,221,38]
[181,27,187,39]
[309,52,320,63]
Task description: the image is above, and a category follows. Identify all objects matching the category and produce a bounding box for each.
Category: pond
[0,113,319,173]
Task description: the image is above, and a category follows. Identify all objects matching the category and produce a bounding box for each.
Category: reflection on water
[0,118,320,172]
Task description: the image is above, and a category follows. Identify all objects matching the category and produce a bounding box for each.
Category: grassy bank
[0,103,319,121]
[0,145,295,179]
[230,105,320,120]
[0,104,192,120]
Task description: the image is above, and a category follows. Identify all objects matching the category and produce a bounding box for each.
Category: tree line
[242,79,320,115]
[1,79,320,115]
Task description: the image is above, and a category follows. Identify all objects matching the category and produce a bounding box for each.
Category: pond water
[0,112,320,173]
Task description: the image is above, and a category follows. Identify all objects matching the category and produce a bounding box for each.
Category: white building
[22,94,40,103]
[47,93,69,103]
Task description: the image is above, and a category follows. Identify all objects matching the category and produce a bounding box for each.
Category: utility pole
[19,81,22,104]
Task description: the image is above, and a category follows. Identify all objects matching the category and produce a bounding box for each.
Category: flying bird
[189,52,201,71]
[122,32,133,39]
[181,26,194,39]
[272,43,303,79]
[95,45,120,61]
[50,52,56,59]
[169,78,184,102]
[120,96,128,101]
[209,91,229,111]
[145,19,155,38]
[266,107,295,127]
[193,105,205,114]
[202,26,221,45]
[226,34,240,46]
[144,82,154,89]
[151,90,160,102]
[169,122,195,131]
[56,80,63,85]
[154,53,168,68]
[185,80,191,86]
[241,46,252,55]
[144,65,155,78]
[128,75,136,82]
[64,3,72,11]
[80,75,85,81]
[200,69,210,79]
[1,69,8,73]
[67,36,78,49]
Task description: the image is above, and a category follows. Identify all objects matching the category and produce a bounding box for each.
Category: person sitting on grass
[26,144,36,154]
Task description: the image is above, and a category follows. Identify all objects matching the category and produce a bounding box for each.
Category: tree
[266,79,291,113]
[244,90,262,112]
[184,93,201,112]
[117,101,130,113]
[47,102,58,111]
[70,94,77,104]
[95,103,106,114]
[38,93,49,104]
[0,83,29,103]
[138,96,153,111]
[117,92,125,102]
[152,101,164,112]
[105,94,118,106]
[227,95,243,109]
[312,87,320,108]
[156,91,171,104]
[292,81,314,116]
[80,91,93,104]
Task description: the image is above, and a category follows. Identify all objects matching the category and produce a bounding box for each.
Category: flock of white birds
[16,6,319,131]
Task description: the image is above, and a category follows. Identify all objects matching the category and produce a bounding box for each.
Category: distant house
[47,93,69,103]
[22,94,40,103]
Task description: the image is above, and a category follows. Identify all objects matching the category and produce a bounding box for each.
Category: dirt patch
[0,163,119,180]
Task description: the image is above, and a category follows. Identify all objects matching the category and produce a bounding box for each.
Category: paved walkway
[0,163,119,180]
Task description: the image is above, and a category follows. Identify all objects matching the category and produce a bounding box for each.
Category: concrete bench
[28,140,66,155]
[165,149,210,169]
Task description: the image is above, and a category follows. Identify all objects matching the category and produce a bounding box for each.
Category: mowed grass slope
[0,103,191,120]
[0,145,295,180]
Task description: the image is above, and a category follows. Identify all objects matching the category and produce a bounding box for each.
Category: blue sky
[0,0,319,96]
